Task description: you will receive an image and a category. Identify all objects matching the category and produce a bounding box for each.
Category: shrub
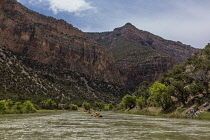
[40,99,57,110]
[136,96,145,109]
[0,99,36,114]
[0,100,9,114]
[22,100,37,113]
[12,102,23,114]
[63,104,70,110]
[120,94,136,109]
[104,104,114,111]
[93,102,105,110]
[70,104,78,110]
[82,102,91,111]
[149,82,174,111]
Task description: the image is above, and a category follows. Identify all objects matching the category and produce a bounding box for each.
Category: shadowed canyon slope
[0,0,127,103]
[0,46,127,104]
[87,23,200,90]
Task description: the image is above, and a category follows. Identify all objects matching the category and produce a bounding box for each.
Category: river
[0,111,210,140]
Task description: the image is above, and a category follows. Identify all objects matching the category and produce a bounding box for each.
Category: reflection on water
[0,111,210,140]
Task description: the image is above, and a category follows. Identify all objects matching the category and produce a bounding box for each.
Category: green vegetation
[89,101,114,111]
[93,101,105,110]
[136,96,145,109]
[0,99,36,114]
[118,44,210,118]
[82,102,91,111]
[149,82,174,111]
[120,94,136,109]
[22,100,37,113]
[104,104,114,111]
[40,99,57,110]
[69,104,78,110]
[0,97,81,114]
[119,82,174,111]
[1,42,209,117]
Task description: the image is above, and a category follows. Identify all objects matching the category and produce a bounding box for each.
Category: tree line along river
[0,111,210,140]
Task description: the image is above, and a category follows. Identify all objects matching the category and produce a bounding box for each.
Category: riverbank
[2,107,210,120]
[0,107,102,117]
[0,110,75,118]
[36,110,67,113]
[117,107,210,120]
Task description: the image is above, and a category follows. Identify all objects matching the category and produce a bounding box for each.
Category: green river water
[0,111,210,140]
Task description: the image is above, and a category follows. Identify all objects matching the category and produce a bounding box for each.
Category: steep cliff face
[0,1,128,104]
[0,0,123,85]
[88,23,200,90]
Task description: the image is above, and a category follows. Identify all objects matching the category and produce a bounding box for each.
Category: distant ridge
[87,23,200,90]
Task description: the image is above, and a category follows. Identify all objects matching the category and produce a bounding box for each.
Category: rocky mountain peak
[87,23,200,90]
[114,22,138,34]
[123,22,136,28]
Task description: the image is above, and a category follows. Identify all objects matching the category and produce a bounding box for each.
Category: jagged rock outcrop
[87,23,200,90]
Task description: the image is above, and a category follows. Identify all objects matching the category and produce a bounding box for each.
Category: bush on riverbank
[82,101,115,111]
[0,99,37,114]
[82,102,91,111]
[104,104,114,111]
[40,99,57,110]
[69,104,78,110]
[93,102,105,110]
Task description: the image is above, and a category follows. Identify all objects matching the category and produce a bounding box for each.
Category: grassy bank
[36,110,66,113]
[0,110,81,119]
[117,107,210,120]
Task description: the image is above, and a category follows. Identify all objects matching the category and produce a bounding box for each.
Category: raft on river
[84,111,92,114]
[92,113,102,117]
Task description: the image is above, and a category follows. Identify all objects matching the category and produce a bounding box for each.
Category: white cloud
[26,0,95,15]
[48,0,95,14]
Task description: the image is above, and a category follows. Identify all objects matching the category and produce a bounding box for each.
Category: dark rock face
[0,1,123,85]
[118,55,176,90]
[87,23,200,90]
[0,1,127,103]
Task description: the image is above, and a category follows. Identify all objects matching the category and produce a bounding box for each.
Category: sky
[17,0,210,49]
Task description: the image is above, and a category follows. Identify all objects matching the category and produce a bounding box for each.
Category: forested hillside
[120,44,210,113]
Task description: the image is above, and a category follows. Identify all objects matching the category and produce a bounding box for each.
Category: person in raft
[95,112,100,116]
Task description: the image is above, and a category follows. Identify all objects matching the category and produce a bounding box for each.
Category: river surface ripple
[0,111,210,140]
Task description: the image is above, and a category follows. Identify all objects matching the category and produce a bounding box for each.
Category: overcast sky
[17,0,210,49]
